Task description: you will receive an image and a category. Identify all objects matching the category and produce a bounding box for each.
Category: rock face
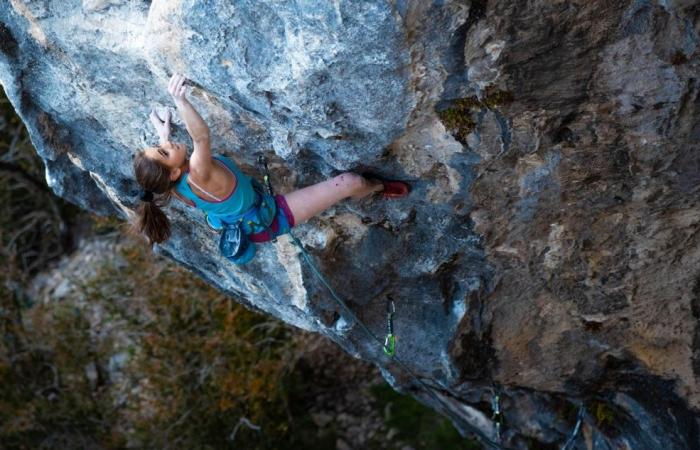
[1,0,699,448]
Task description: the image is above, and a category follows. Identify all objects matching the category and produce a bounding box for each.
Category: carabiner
[383,296,396,356]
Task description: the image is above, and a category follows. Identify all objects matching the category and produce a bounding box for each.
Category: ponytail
[135,193,172,244]
[131,151,176,245]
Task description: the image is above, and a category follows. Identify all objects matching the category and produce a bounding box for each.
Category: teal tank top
[174,154,256,215]
[174,154,275,231]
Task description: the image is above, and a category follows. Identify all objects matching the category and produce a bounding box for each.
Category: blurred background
[0,87,481,450]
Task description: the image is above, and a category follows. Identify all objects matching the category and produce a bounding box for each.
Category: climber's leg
[283,173,383,225]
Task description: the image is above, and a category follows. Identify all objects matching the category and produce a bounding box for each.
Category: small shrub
[438,89,514,144]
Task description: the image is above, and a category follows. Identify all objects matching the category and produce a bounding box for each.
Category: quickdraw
[258,154,275,197]
[383,296,396,356]
[257,155,278,242]
[491,391,502,443]
[255,154,590,450]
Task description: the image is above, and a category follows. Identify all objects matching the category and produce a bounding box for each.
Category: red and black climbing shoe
[380,180,410,199]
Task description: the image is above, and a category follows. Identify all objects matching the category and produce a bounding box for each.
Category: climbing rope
[255,155,500,448]
[560,404,586,450]
[289,231,504,449]
[257,155,587,450]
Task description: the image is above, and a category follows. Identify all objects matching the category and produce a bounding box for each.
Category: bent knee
[332,172,365,194]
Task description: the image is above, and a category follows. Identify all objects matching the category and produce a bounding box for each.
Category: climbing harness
[383,296,396,357]
[491,390,503,443]
[560,404,586,450]
[217,180,275,264]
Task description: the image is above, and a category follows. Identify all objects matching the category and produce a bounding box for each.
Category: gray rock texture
[1,0,699,448]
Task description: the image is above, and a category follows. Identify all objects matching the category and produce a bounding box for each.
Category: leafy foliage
[0,80,110,449]
[77,241,298,448]
[1,232,302,448]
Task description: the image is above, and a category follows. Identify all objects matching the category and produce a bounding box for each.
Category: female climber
[131,73,409,263]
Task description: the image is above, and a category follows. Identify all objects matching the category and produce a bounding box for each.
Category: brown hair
[131,150,177,245]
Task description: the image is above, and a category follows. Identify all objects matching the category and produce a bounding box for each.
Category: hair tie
[139,190,154,203]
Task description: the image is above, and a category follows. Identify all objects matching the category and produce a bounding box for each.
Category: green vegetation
[439,101,478,143]
[369,384,482,450]
[438,89,514,144]
[0,92,83,281]
[480,90,515,109]
[592,400,616,428]
[1,291,126,448]
[0,89,119,445]
[1,230,309,448]
[87,243,298,448]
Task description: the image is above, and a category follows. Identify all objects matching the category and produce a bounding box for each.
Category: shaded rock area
[1,0,699,448]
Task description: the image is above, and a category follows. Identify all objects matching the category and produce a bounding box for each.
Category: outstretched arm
[168,73,213,176]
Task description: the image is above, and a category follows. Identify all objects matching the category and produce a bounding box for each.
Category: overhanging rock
[1,1,699,448]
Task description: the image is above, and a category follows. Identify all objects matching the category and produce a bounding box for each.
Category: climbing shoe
[379,180,410,199]
[361,173,411,199]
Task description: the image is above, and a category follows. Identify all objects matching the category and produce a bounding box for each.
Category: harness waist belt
[220,183,276,231]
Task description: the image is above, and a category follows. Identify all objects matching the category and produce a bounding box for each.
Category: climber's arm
[168,73,213,175]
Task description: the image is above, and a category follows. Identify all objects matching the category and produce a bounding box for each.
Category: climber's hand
[165,73,210,149]
[168,73,189,105]
[149,108,171,144]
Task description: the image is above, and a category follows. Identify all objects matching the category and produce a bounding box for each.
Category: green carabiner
[384,334,396,356]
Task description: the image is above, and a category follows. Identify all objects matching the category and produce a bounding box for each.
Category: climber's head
[130,145,185,245]
[143,141,188,176]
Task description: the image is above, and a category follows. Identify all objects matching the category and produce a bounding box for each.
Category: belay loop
[383,296,396,356]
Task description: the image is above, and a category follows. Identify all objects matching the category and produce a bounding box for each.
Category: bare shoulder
[189,152,215,182]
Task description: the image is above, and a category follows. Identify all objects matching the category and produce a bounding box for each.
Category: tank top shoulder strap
[174,171,200,205]
[174,154,245,207]
[213,154,245,179]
